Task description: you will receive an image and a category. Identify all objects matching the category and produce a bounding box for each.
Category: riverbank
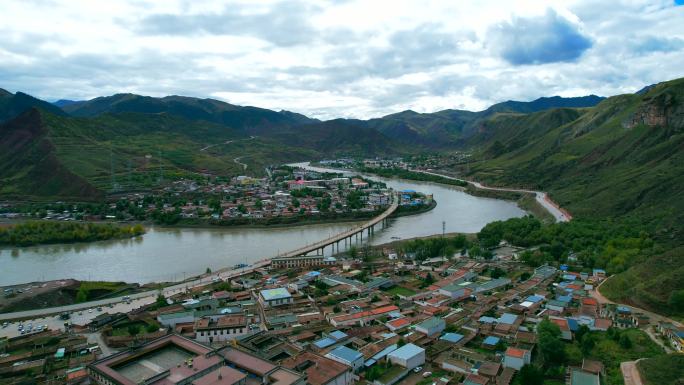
[304,162,557,223]
[0,221,145,248]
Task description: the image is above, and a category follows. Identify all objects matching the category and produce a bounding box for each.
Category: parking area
[0,296,153,339]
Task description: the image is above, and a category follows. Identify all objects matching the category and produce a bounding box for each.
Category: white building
[258,288,293,308]
[415,317,446,337]
[325,346,364,373]
[503,347,531,370]
[194,315,253,343]
[387,343,425,370]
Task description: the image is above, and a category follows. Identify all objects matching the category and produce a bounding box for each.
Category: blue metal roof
[313,338,336,349]
[497,313,518,325]
[556,295,572,303]
[526,295,544,303]
[440,333,464,343]
[328,346,363,363]
[329,330,348,341]
[483,336,500,346]
[478,316,496,324]
[260,288,292,301]
[388,343,424,360]
[567,318,579,332]
[372,344,398,361]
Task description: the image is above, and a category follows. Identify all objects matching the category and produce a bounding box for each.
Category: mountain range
[1,79,683,317]
[0,86,606,200]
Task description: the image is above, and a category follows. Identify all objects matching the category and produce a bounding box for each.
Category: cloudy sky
[1,0,683,119]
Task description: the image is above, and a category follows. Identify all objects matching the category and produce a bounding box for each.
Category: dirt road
[621,360,645,385]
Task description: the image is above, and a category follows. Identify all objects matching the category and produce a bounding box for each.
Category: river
[0,164,525,286]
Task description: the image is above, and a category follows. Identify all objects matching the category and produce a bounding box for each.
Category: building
[194,315,253,343]
[258,288,293,308]
[271,256,337,269]
[325,346,364,372]
[570,368,600,385]
[387,343,425,371]
[386,318,411,332]
[282,352,353,385]
[157,310,194,328]
[503,347,531,370]
[329,305,399,327]
[415,317,446,337]
[88,334,306,385]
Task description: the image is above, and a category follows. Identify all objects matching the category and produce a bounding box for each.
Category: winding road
[417,169,571,222]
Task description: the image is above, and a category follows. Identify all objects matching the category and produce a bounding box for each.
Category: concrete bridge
[275,191,399,258]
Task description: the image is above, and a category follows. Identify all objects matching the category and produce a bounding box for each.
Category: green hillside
[457,78,684,316]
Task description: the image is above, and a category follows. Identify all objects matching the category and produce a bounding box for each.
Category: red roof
[551,318,570,330]
[582,298,598,306]
[332,305,399,322]
[505,347,528,359]
[387,318,410,328]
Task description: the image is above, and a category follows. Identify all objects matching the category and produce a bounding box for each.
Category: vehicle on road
[88,309,93,313]
[422,372,432,378]
[1,322,8,328]
[413,366,423,373]
[97,307,102,312]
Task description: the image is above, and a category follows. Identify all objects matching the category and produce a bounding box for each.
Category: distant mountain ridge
[60,93,318,134]
[0,89,67,123]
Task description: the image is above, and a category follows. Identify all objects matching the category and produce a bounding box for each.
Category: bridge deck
[278,192,399,258]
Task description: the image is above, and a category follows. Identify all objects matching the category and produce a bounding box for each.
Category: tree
[156,293,167,308]
[333,305,341,313]
[581,335,595,356]
[668,290,684,311]
[537,319,566,368]
[424,273,435,286]
[206,267,212,274]
[75,287,89,303]
[146,323,159,333]
[397,338,406,347]
[128,324,140,336]
[575,324,590,343]
[495,339,508,352]
[515,364,543,385]
[619,334,633,349]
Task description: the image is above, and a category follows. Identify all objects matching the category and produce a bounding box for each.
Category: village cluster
[0,166,421,225]
[2,242,681,385]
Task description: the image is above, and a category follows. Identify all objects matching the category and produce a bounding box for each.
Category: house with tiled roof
[503,347,531,370]
[282,352,353,385]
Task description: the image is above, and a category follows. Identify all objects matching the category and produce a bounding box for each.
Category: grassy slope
[637,354,684,385]
[463,77,684,315]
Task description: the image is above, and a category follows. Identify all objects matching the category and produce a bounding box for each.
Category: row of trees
[0,221,145,247]
[477,216,655,274]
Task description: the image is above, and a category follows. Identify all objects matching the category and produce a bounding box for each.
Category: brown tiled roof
[282,352,349,385]
[192,367,247,385]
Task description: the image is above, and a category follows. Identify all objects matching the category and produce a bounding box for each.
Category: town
[0,165,434,231]
[1,233,681,385]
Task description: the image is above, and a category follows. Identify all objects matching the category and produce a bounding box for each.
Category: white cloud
[0,0,682,119]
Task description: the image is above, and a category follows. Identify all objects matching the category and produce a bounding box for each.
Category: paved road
[0,261,267,322]
[417,170,571,222]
